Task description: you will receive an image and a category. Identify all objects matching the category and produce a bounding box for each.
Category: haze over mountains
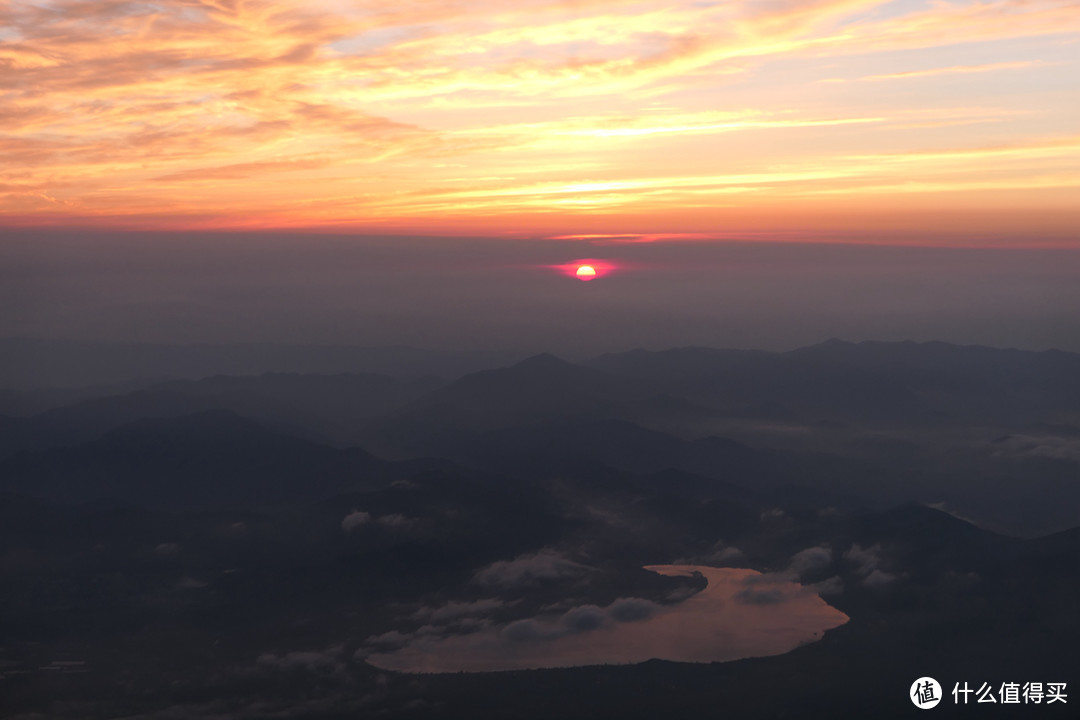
[3,338,1077,534]
[0,338,525,393]
[2,337,1078,718]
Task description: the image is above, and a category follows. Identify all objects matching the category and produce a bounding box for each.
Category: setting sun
[551,259,616,280]
[576,265,598,281]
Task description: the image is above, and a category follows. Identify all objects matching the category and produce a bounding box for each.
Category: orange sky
[2,0,1079,243]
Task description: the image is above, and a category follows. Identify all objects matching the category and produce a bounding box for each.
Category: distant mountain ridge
[362,352,719,458]
[2,339,1078,535]
[588,339,1080,426]
[0,371,440,459]
[0,337,528,389]
[0,410,389,509]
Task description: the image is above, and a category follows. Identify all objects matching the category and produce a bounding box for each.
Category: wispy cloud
[822,60,1051,83]
[1,1,1077,235]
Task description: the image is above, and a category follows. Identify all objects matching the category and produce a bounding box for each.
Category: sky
[1,0,1078,240]
[2,1,1079,355]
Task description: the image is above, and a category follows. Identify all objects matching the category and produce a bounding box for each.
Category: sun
[550,258,616,280]
[575,265,598,280]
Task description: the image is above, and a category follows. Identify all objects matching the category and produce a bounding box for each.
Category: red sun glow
[553,259,616,281]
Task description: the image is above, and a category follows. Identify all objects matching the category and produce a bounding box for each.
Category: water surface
[366,565,848,673]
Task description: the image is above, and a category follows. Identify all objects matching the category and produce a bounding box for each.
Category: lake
[364,564,849,673]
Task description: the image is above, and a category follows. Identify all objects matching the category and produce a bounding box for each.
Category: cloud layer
[1,1,1078,237]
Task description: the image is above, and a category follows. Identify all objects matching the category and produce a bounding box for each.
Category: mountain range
[2,338,1078,718]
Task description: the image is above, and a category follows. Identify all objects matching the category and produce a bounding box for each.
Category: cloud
[342,510,419,533]
[607,597,660,622]
[439,616,493,634]
[154,542,181,556]
[256,645,349,679]
[733,571,806,605]
[497,596,658,643]
[687,541,745,566]
[372,595,662,656]
[560,604,608,632]
[862,569,897,588]
[153,158,336,183]
[376,513,415,529]
[786,546,832,579]
[844,543,897,587]
[473,549,589,587]
[457,109,885,146]
[500,618,550,643]
[341,510,371,532]
[722,547,841,602]
[825,60,1051,83]
[711,546,746,563]
[843,543,881,575]
[812,576,844,596]
[2,0,1077,228]
[361,631,411,653]
[411,598,506,624]
[991,434,1080,463]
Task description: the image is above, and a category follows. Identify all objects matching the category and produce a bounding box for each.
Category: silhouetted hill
[589,339,1080,426]
[0,337,526,389]
[364,354,718,457]
[0,411,388,508]
[0,378,165,417]
[0,371,439,460]
[851,503,1018,567]
[1022,524,1080,567]
[394,415,869,507]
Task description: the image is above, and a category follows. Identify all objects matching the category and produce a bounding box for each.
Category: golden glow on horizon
[1,1,1078,242]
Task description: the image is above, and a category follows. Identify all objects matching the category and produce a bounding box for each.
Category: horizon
[5,333,1080,356]
[4,228,1078,357]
